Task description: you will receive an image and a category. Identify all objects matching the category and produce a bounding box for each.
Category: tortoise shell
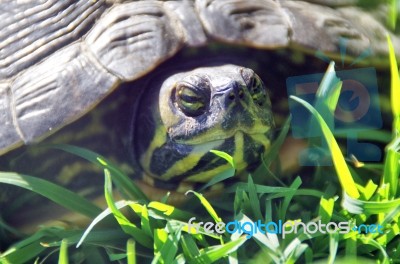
[1,0,399,156]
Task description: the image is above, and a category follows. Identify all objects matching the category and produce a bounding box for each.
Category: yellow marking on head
[187,132,246,182]
[248,133,271,152]
[232,131,247,172]
[161,140,222,180]
[141,124,167,173]
[162,153,203,180]
[185,164,232,182]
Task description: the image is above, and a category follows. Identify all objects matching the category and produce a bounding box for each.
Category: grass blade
[51,144,148,202]
[199,168,235,192]
[247,176,263,221]
[290,96,360,199]
[194,236,247,263]
[319,197,335,223]
[342,191,400,214]
[382,35,400,197]
[180,234,201,260]
[153,225,180,264]
[311,61,341,133]
[58,239,69,264]
[0,172,101,218]
[210,150,236,169]
[103,169,152,248]
[77,200,131,248]
[328,233,339,264]
[0,231,48,264]
[388,0,398,30]
[127,239,136,264]
[279,177,302,221]
[186,191,221,223]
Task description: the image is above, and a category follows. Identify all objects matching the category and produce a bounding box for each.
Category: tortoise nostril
[238,88,244,99]
[226,84,246,102]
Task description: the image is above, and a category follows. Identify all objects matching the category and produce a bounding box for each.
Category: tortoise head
[133,64,274,187]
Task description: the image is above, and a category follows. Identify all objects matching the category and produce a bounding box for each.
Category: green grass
[1,38,400,263]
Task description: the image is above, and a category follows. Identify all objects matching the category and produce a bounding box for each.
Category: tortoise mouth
[173,126,271,146]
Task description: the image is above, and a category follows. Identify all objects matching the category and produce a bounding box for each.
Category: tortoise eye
[248,75,267,107]
[240,68,268,107]
[176,84,209,117]
[240,67,267,108]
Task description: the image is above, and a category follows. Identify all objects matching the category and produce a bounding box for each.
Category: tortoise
[1,0,399,196]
